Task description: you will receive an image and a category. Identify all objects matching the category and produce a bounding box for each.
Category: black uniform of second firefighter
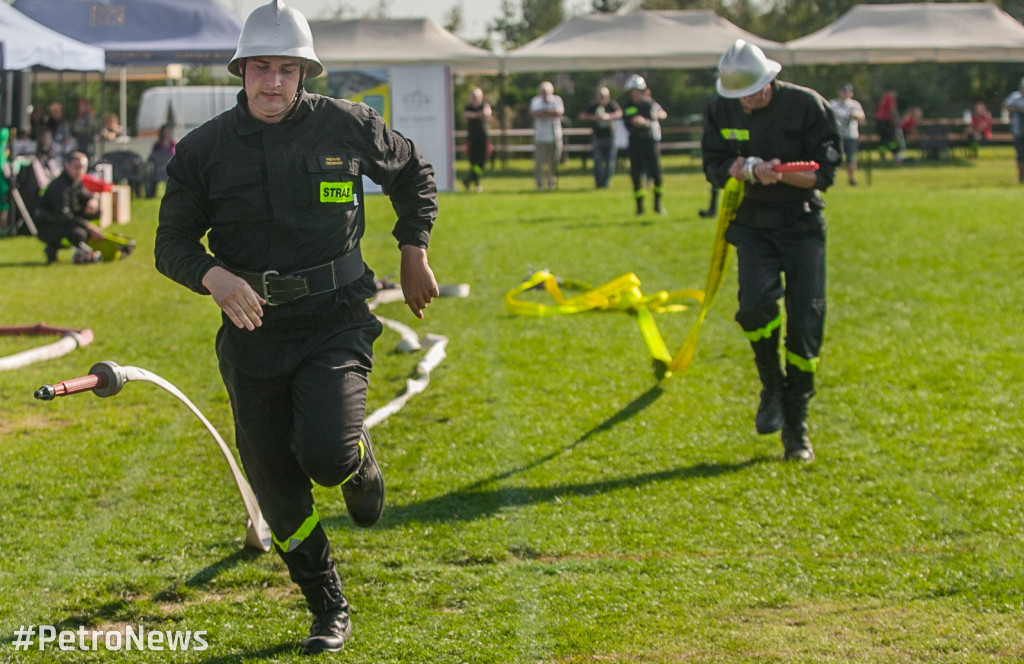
[702,39,840,461]
[622,75,667,215]
[155,0,438,655]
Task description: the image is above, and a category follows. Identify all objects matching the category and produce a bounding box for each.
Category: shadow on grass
[324,383,773,529]
[181,546,266,589]
[342,455,772,530]
[194,643,299,663]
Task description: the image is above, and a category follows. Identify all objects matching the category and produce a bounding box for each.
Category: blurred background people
[461,87,492,193]
[830,83,866,185]
[1002,77,1024,182]
[73,98,97,159]
[874,86,899,161]
[965,101,993,158]
[578,86,622,188]
[146,124,176,198]
[529,81,564,191]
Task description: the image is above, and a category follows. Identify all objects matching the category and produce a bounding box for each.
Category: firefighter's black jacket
[702,80,840,214]
[155,89,436,324]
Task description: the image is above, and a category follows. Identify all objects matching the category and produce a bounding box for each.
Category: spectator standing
[146,124,176,198]
[578,86,622,188]
[73,98,97,158]
[46,102,73,161]
[529,81,564,191]
[622,75,667,215]
[829,83,866,185]
[874,86,899,161]
[155,0,438,654]
[1002,77,1024,183]
[701,39,841,462]
[461,87,491,193]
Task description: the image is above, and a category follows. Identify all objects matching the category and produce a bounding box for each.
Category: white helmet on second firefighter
[625,74,648,92]
[716,39,781,99]
[228,0,323,80]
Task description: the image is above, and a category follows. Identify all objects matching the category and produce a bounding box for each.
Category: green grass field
[1,149,1022,663]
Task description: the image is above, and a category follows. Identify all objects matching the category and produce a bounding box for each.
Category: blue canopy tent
[12,0,242,67]
[13,0,243,143]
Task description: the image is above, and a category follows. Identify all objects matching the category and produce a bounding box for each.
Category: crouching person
[36,151,105,264]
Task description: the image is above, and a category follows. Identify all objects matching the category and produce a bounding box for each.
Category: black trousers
[216,303,382,574]
[725,217,826,364]
[628,138,662,191]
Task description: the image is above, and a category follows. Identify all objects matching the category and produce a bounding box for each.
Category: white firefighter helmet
[228,0,323,79]
[625,74,648,92]
[716,39,781,99]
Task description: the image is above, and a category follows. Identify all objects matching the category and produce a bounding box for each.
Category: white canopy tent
[310,18,500,73]
[785,2,1024,65]
[503,10,786,73]
[0,3,106,131]
[308,18,501,193]
[0,2,105,72]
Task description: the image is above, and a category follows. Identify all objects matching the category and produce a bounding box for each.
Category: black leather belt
[227,247,364,306]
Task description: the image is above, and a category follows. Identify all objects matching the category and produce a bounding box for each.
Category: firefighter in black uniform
[701,39,840,462]
[155,0,439,654]
[622,75,667,215]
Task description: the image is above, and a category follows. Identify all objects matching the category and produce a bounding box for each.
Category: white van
[136,85,239,139]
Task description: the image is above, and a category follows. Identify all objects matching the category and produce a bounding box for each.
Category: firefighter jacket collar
[234,88,314,135]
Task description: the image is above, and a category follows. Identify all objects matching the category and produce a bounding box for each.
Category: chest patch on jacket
[320,181,355,203]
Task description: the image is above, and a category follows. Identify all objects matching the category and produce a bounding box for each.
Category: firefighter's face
[244,56,302,123]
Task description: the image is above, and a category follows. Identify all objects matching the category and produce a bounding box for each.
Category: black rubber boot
[341,425,385,527]
[751,332,784,435]
[781,365,815,462]
[698,188,719,218]
[299,567,352,655]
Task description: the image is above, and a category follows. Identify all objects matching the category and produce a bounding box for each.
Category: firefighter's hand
[727,156,746,181]
[202,266,266,331]
[400,245,439,319]
[755,158,784,185]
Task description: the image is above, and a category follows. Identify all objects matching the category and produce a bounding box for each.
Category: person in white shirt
[529,81,565,191]
[1001,77,1024,183]
[829,83,866,185]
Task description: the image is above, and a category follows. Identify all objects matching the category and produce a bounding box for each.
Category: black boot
[751,332,784,435]
[299,567,352,655]
[341,425,385,527]
[781,365,815,462]
[755,360,784,435]
[698,188,719,218]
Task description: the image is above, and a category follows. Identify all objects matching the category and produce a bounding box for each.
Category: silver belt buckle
[261,269,280,306]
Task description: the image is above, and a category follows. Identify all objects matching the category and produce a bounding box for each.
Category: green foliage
[1,152,1022,662]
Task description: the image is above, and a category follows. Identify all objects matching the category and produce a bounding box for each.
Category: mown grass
[1,148,1022,663]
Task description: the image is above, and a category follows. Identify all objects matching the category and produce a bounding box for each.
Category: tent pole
[2,72,12,127]
[120,67,128,139]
